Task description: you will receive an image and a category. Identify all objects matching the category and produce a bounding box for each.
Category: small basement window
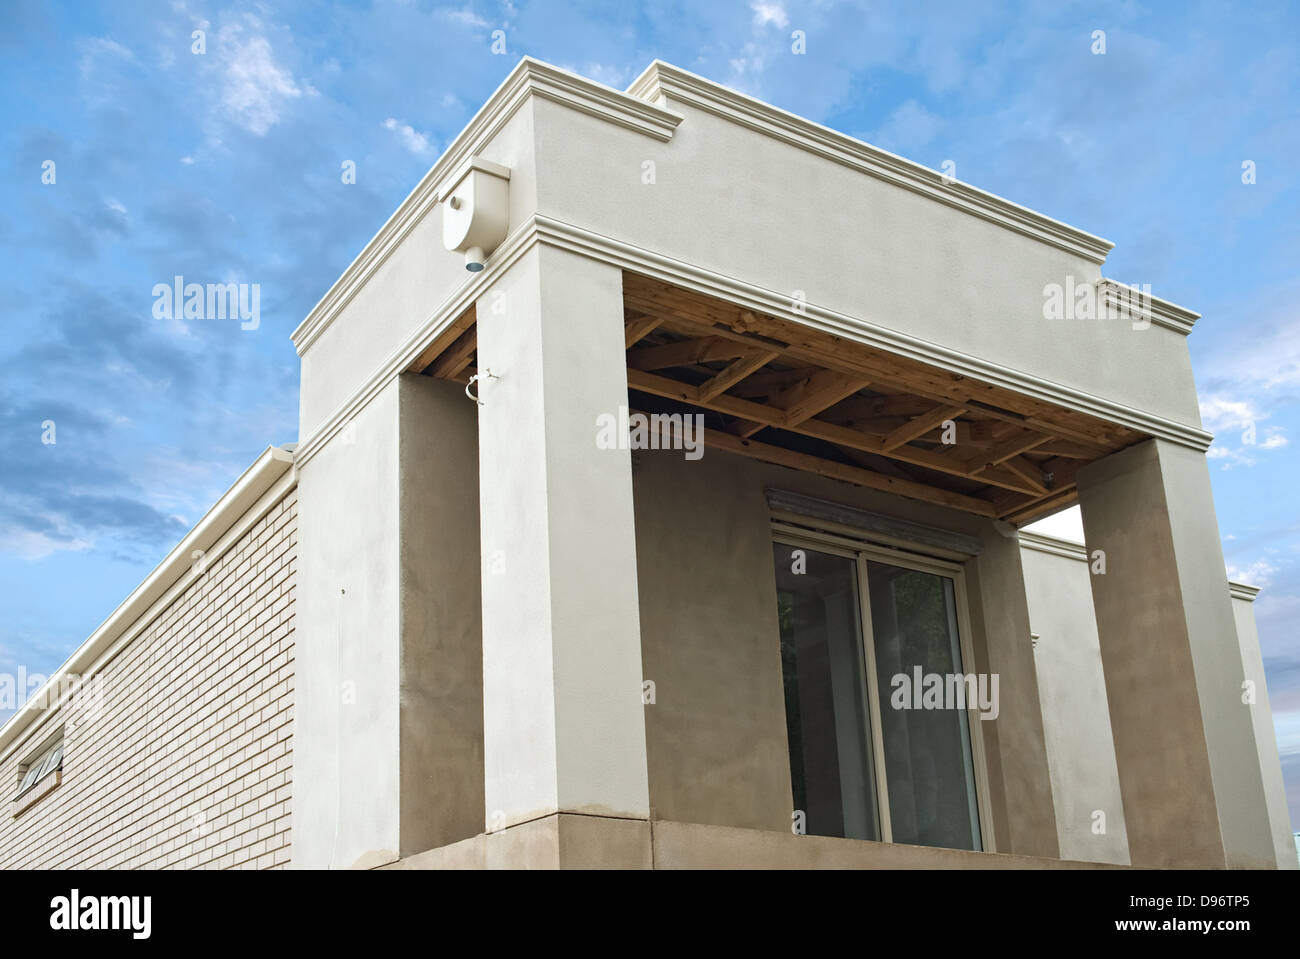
[13,735,63,813]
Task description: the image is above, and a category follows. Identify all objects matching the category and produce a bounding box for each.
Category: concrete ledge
[381,814,652,869]
[385,818,1128,869]
[651,820,1123,869]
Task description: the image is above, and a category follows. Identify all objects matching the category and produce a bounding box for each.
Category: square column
[1078,439,1276,868]
[968,529,1060,858]
[475,245,650,848]
[293,374,482,868]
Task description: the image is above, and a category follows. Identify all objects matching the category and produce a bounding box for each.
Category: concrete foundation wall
[0,489,296,869]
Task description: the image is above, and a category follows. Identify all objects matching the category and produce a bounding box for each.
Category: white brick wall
[0,488,297,869]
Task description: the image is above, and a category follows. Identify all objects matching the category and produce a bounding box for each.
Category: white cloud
[437,6,491,29]
[1199,393,1287,468]
[0,525,92,562]
[1227,557,1278,587]
[1210,318,1300,392]
[78,36,133,79]
[216,16,306,135]
[752,1,789,29]
[384,118,434,156]
[1199,394,1261,433]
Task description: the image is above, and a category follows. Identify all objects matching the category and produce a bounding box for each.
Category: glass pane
[36,746,55,780]
[866,561,981,851]
[773,543,880,841]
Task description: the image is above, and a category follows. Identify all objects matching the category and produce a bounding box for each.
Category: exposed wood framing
[412,272,1147,526]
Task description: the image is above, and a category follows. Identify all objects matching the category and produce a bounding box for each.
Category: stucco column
[475,244,650,852]
[1230,588,1298,869]
[292,373,482,868]
[1077,438,1276,868]
[968,529,1060,858]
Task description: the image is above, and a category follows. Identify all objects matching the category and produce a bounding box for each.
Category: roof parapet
[627,59,1116,265]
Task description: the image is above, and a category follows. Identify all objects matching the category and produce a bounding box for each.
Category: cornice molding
[1096,278,1200,335]
[291,57,682,355]
[627,60,1115,265]
[1018,530,1089,561]
[295,214,1213,474]
[1229,581,1261,602]
[532,215,1213,452]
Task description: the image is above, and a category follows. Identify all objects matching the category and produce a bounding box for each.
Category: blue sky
[2,0,1298,834]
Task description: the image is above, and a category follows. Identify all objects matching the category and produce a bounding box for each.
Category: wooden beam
[1000,455,1049,495]
[1002,487,1080,526]
[427,327,477,379]
[968,429,1050,474]
[1033,439,1108,459]
[730,369,868,437]
[628,335,756,371]
[990,457,1087,518]
[623,313,664,349]
[727,366,823,398]
[408,305,476,374]
[623,275,1125,449]
[627,369,1043,496]
[881,405,967,452]
[783,370,871,425]
[635,413,997,518]
[698,350,781,401]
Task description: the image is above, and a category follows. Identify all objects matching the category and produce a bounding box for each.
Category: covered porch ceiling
[412,271,1148,526]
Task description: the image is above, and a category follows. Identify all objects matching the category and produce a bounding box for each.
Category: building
[0,58,1293,870]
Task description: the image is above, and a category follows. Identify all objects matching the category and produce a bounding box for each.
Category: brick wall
[0,487,296,869]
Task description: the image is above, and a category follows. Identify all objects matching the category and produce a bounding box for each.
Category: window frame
[12,732,65,815]
[772,520,996,852]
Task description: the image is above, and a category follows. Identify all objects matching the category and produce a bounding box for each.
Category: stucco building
[2,58,1293,870]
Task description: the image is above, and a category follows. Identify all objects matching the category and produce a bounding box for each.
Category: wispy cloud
[216,15,307,135]
[383,117,434,156]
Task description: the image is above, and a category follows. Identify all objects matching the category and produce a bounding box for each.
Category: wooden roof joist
[407,273,1148,526]
[620,272,1148,525]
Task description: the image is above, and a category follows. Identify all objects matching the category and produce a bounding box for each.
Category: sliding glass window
[772,537,985,851]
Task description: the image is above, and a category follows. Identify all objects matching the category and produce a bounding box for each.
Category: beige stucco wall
[0,488,296,869]
[1019,539,1130,864]
[1231,590,1298,868]
[631,444,1056,855]
[528,93,1202,429]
